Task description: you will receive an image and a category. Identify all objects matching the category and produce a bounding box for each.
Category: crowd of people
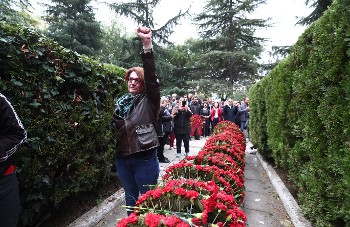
[155,94,250,163]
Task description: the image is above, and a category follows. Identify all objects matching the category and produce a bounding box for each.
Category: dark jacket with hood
[112,52,160,157]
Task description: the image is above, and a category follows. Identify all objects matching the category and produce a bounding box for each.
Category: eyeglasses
[127,77,141,84]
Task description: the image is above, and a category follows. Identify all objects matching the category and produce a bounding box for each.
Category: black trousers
[203,118,211,137]
[175,133,190,154]
[157,132,170,160]
[211,118,220,131]
[0,174,20,227]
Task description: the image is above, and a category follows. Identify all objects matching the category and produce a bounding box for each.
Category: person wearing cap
[111,26,160,215]
[0,93,27,227]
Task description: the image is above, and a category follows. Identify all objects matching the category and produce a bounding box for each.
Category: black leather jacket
[112,52,160,157]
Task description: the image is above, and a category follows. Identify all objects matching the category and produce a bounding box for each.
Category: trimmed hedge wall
[0,22,127,225]
[249,0,350,226]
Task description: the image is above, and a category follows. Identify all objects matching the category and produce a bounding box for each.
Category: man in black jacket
[223,99,238,124]
[0,93,27,227]
[172,97,192,158]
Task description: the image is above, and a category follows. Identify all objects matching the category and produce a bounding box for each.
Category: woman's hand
[137,26,152,49]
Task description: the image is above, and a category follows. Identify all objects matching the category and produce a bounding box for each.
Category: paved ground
[69,136,311,227]
[243,145,293,226]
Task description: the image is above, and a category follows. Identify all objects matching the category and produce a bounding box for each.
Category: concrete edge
[256,151,312,227]
[68,188,125,227]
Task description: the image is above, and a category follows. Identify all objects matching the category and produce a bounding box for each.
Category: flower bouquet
[201,144,245,170]
[212,120,243,136]
[205,130,246,150]
[190,114,204,128]
[117,212,191,227]
[190,114,203,137]
[188,150,244,183]
[124,179,246,227]
[162,161,244,203]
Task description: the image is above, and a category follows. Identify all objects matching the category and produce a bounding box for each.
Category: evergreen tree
[297,0,333,25]
[98,20,139,69]
[194,0,269,88]
[43,0,103,56]
[265,0,332,76]
[108,0,188,46]
[0,0,38,26]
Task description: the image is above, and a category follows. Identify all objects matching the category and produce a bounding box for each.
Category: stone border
[68,188,125,227]
[256,152,312,227]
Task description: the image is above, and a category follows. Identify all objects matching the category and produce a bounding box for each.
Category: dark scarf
[115,93,142,119]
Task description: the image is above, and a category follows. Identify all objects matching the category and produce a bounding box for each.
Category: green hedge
[249,0,350,226]
[0,22,127,225]
[249,76,271,156]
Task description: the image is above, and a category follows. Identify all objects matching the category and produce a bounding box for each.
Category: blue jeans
[116,147,159,215]
[175,133,190,154]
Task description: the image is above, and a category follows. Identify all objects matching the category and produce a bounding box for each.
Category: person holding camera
[171,97,192,158]
[111,26,160,215]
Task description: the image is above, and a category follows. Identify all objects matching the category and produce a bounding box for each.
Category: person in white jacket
[0,93,27,227]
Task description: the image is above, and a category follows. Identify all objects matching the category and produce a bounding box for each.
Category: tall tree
[194,0,268,88]
[98,20,133,66]
[108,0,188,46]
[264,0,333,76]
[162,38,202,95]
[0,0,38,26]
[297,0,333,25]
[43,0,103,56]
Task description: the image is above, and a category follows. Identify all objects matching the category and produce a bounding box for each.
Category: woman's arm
[137,27,160,109]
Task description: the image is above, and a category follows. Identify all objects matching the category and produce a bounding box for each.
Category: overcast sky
[31,0,312,62]
[89,0,312,62]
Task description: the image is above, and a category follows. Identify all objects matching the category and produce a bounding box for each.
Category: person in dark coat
[223,98,238,123]
[200,102,211,137]
[0,93,27,227]
[156,96,171,163]
[172,97,192,158]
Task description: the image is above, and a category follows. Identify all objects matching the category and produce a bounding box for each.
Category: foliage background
[249,0,350,226]
[0,21,126,225]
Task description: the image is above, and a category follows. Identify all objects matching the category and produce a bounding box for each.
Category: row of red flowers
[117,121,247,227]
